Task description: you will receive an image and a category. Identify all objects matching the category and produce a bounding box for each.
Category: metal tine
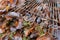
[48,2,53,27]
[15,1,32,9]
[52,2,55,37]
[48,1,52,24]
[53,3,56,25]
[14,0,35,12]
[21,0,37,11]
[17,1,40,14]
[52,1,59,38]
[10,5,21,12]
[20,0,36,9]
[18,0,36,12]
[50,2,53,20]
[56,9,58,25]
[52,3,54,25]
[23,1,34,10]
[10,0,34,12]
[26,1,36,11]
[20,4,38,15]
[55,3,58,25]
[52,3,58,23]
[29,3,37,11]
[58,8,60,24]
[55,2,58,38]
[30,1,40,10]
[19,2,35,12]
[29,3,39,11]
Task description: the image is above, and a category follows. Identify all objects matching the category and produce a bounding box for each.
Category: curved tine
[14,0,34,12]
[10,5,21,12]
[20,1,36,12]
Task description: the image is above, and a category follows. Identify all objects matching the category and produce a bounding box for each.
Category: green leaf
[13,32,16,34]
[9,33,13,39]
[23,21,30,26]
[23,36,29,40]
[35,25,44,36]
[40,31,44,35]
[23,37,27,40]
[0,34,3,37]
